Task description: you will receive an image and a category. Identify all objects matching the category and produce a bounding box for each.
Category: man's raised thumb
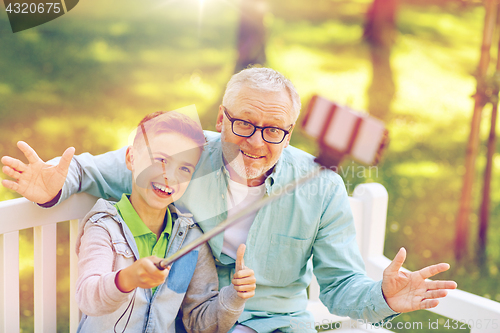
[236,244,246,271]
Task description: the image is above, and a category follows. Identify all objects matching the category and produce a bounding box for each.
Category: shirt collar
[115,194,172,238]
[267,154,284,185]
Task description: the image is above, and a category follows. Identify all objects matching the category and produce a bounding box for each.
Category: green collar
[115,194,172,238]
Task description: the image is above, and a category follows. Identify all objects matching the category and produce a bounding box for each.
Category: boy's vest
[76,199,202,333]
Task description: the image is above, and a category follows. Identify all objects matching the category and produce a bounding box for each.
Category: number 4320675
[6,3,62,14]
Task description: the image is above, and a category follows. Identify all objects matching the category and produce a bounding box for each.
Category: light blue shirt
[58,131,398,332]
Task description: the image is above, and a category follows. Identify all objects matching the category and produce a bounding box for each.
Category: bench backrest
[0,183,393,333]
[1,183,500,333]
[0,193,98,333]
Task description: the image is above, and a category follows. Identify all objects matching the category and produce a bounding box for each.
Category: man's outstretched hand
[1,141,74,204]
[382,247,457,313]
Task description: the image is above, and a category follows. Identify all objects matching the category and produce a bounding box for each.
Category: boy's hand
[116,256,170,293]
[232,244,256,299]
[1,141,74,204]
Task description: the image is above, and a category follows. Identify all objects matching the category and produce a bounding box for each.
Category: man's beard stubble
[221,141,268,181]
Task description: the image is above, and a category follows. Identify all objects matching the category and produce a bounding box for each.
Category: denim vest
[76,200,201,333]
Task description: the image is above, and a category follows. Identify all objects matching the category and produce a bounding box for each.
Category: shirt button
[221,194,224,199]
[125,250,130,255]
[178,231,183,236]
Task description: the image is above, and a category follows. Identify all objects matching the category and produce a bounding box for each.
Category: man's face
[216,86,295,186]
[126,132,201,211]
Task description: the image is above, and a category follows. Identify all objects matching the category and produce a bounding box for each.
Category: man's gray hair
[222,67,301,122]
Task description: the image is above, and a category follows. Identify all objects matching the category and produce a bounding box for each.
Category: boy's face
[126,132,202,211]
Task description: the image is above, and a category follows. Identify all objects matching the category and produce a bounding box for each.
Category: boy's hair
[133,111,206,150]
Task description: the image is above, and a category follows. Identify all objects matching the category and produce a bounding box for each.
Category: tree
[234,0,268,73]
[455,0,498,261]
[200,0,268,130]
[364,0,398,121]
[478,7,500,261]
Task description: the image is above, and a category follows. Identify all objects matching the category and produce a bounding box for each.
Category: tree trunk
[478,13,500,261]
[364,0,398,121]
[234,0,268,72]
[478,96,498,262]
[200,0,268,130]
[455,0,498,261]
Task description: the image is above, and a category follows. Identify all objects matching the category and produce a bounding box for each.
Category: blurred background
[0,0,499,331]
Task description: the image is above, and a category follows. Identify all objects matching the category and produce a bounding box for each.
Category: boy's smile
[151,181,173,196]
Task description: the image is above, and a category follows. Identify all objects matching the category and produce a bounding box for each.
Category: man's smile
[241,150,265,159]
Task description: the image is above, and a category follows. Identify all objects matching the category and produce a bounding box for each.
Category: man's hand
[115,256,170,293]
[232,244,256,299]
[1,141,74,204]
[382,247,458,313]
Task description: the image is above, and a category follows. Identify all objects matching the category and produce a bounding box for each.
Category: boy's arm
[181,242,246,333]
[76,220,132,316]
[115,256,170,293]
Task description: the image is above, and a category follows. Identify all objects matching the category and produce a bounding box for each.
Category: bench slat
[364,253,500,333]
[433,289,500,333]
[69,219,81,333]
[0,231,20,333]
[0,193,98,234]
[34,224,57,333]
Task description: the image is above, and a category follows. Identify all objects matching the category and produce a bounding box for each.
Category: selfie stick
[154,167,322,270]
[138,117,321,270]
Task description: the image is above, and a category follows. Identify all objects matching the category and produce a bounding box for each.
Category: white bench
[0,183,499,333]
[308,183,500,333]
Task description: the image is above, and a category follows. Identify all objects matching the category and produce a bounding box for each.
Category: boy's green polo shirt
[114,194,172,293]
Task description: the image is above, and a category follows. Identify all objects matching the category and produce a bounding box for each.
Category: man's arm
[1,141,131,205]
[56,147,132,205]
[312,176,398,323]
[313,174,457,322]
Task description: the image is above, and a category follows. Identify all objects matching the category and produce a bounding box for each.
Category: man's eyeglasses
[222,106,293,144]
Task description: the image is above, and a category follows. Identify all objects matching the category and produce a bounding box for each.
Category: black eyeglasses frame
[222,106,293,144]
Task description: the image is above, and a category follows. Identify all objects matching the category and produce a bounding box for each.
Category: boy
[75,111,255,332]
